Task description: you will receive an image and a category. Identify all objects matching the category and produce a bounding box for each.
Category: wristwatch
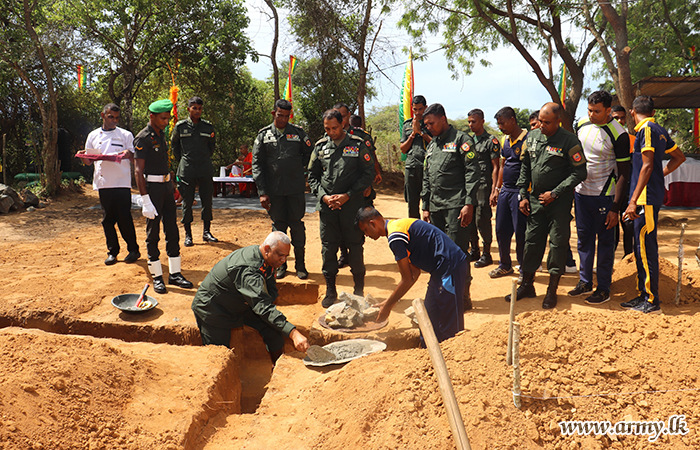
[550,192,558,199]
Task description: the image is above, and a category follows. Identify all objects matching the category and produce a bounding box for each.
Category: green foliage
[366,104,402,172]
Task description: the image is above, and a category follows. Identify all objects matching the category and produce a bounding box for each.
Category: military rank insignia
[286,134,300,141]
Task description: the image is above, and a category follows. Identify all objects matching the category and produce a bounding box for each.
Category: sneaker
[620,296,644,309]
[630,301,662,314]
[585,289,610,305]
[489,266,514,278]
[568,280,593,297]
[565,264,578,274]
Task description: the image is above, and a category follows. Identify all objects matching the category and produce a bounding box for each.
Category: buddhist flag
[77,65,86,91]
[283,55,298,120]
[557,64,567,109]
[399,51,414,138]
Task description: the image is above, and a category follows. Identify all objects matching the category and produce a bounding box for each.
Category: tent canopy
[619,76,700,109]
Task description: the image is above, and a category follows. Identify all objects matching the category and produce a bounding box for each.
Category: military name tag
[286,134,300,142]
[180,133,192,137]
[343,146,360,157]
[442,142,457,152]
[199,132,210,137]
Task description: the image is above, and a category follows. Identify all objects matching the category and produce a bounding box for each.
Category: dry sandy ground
[1,183,699,449]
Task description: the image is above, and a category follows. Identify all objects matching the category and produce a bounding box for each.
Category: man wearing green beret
[134,99,194,294]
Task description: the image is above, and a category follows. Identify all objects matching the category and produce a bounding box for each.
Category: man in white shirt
[78,104,140,265]
[569,91,630,304]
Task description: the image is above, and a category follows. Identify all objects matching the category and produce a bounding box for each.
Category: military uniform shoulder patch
[461,142,471,152]
[364,153,371,161]
[210,132,215,138]
[466,151,476,159]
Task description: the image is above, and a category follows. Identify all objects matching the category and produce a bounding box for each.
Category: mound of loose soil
[0,327,238,450]
[201,309,700,450]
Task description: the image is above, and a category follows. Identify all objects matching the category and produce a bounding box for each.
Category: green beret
[148,99,173,114]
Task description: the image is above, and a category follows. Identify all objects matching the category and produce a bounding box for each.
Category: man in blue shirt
[621,95,685,314]
[356,206,467,342]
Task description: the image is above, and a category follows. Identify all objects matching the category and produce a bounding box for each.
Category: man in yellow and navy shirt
[621,95,685,314]
[356,207,467,343]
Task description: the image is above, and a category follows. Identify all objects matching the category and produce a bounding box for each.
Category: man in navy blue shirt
[356,206,467,342]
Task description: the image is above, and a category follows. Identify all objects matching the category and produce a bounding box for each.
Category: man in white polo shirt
[78,103,140,266]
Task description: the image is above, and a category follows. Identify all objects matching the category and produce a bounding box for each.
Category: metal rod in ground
[675,222,686,306]
[412,298,472,450]
[513,321,522,409]
[506,278,517,366]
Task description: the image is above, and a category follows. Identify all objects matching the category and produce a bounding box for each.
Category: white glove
[141,194,158,220]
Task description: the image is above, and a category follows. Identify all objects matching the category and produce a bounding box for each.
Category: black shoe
[620,296,644,309]
[322,275,337,308]
[585,289,610,305]
[505,272,536,302]
[352,272,364,297]
[568,280,593,297]
[337,255,348,269]
[203,230,219,243]
[464,292,472,311]
[276,263,287,279]
[542,274,561,309]
[184,234,194,247]
[168,272,193,289]
[153,276,167,294]
[473,254,493,268]
[124,251,140,264]
[105,254,118,266]
[542,291,558,309]
[630,300,662,314]
[296,266,308,280]
[467,250,480,262]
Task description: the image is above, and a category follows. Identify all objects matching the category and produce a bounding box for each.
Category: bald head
[538,102,562,136]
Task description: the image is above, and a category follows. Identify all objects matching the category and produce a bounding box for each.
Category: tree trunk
[264,0,281,101]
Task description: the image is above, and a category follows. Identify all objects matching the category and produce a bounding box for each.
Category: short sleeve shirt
[387,218,466,277]
[134,125,170,176]
[84,126,134,190]
[631,118,678,206]
[501,129,527,190]
[576,118,631,196]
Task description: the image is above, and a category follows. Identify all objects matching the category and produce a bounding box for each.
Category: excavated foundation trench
[0,280,421,448]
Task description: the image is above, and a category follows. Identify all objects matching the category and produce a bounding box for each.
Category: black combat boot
[463,282,473,311]
[542,274,561,309]
[295,247,308,280]
[183,223,194,247]
[505,271,536,302]
[322,274,338,308]
[352,272,364,297]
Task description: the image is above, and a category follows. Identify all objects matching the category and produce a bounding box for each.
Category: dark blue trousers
[633,205,660,304]
[424,260,467,343]
[574,193,616,291]
[495,188,526,270]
